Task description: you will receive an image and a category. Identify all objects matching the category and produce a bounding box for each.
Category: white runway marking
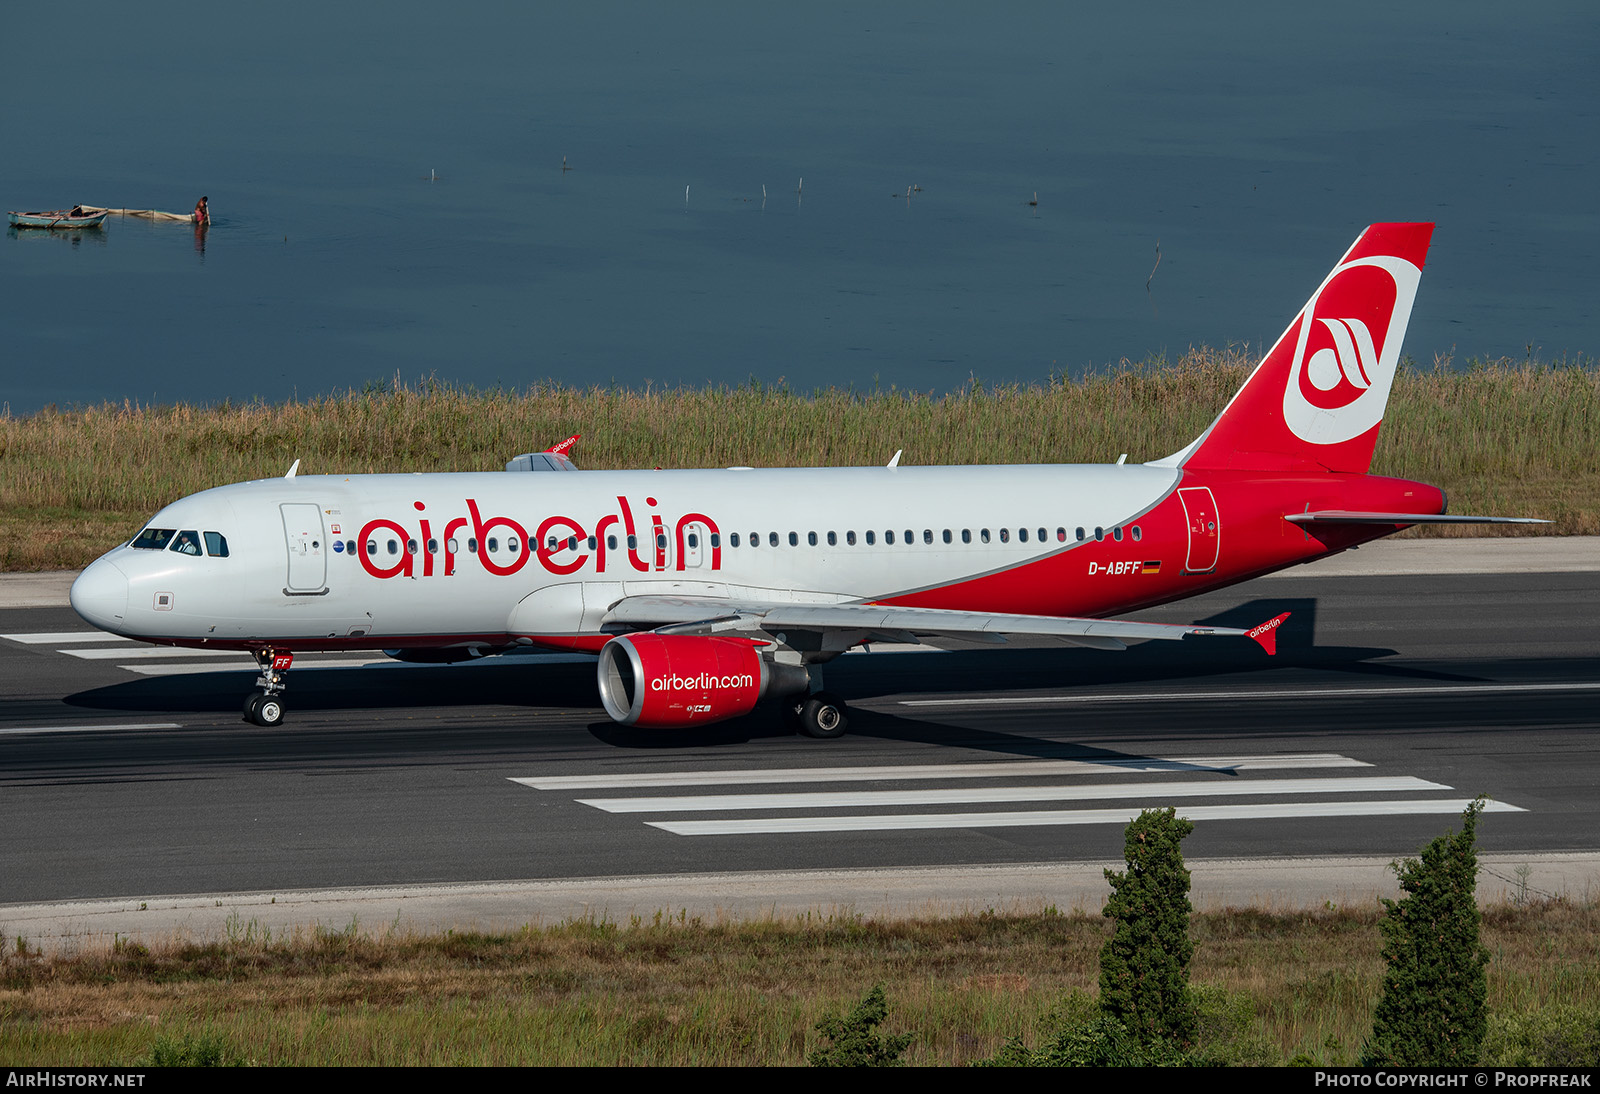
[65,646,248,660]
[577,776,1448,813]
[648,798,1526,836]
[514,753,1371,791]
[902,681,1600,707]
[0,722,183,736]
[1,632,134,644]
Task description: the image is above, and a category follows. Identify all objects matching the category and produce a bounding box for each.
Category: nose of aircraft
[71,557,129,631]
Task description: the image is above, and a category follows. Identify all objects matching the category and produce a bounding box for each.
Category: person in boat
[69,205,87,218]
[193,196,209,225]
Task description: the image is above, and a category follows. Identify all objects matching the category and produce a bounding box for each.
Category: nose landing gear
[244,649,292,727]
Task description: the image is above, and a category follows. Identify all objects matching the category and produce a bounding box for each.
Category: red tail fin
[1163,223,1434,474]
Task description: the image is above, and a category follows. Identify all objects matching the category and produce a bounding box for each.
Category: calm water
[3,2,1595,413]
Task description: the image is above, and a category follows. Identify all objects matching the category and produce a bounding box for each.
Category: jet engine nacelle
[597,634,802,728]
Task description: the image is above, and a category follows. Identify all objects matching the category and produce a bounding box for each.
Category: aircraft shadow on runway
[62,595,1478,737]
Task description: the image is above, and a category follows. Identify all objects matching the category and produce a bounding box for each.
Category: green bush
[1100,807,1198,1045]
[1481,1004,1600,1067]
[1364,799,1491,1066]
[808,983,913,1067]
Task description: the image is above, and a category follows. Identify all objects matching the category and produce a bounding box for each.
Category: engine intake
[598,634,801,728]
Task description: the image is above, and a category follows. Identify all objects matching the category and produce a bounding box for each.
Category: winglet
[545,434,581,457]
[1246,612,1291,655]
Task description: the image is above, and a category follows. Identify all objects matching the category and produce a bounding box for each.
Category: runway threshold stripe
[1,632,134,644]
[67,647,247,660]
[579,775,1448,813]
[902,682,1600,708]
[514,753,1371,791]
[648,798,1526,836]
[0,722,183,736]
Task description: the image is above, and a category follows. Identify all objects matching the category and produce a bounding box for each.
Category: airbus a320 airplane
[70,223,1539,737]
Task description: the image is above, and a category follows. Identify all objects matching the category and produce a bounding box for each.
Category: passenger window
[388,539,400,555]
[962,529,971,544]
[827,531,836,546]
[448,538,460,553]
[367,540,378,556]
[885,530,895,545]
[131,528,175,550]
[789,532,799,547]
[1057,527,1066,542]
[807,531,817,546]
[407,539,419,554]
[710,533,720,548]
[769,532,779,547]
[568,536,579,551]
[170,530,202,556]
[487,537,499,552]
[1039,528,1048,542]
[981,529,991,543]
[923,530,933,544]
[204,532,229,558]
[547,536,559,550]
[508,537,520,554]
[905,529,914,544]
[1000,528,1010,543]
[866,530,876,545]
[428,538,439,554]
[731,533,741,547]
[942,529,952,544]
[627,534,637,550]
[1113,526,1124,542]
[1132,525,1142,542]
[846,531,856,546]
[607,535,617,550]
[468,538,478,553]
[1018,528,1029,543]
[587,536,597,550]
[687,533,699,549]
[1094,527,1104,541]
[656,534,667,549]
[1076,527,1086,541]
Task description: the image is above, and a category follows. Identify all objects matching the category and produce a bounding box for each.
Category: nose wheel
[244,649,292,726]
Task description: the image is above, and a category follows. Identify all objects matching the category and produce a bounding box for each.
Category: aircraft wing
[602,595,1288,654]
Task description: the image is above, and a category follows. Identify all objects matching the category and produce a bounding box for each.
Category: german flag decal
[1142,560,1162,574]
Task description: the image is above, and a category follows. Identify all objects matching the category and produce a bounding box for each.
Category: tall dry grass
[3,900,1597,1066]
[3,348,1596,571]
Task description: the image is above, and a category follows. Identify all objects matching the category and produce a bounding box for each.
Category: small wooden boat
[8,209,110,229]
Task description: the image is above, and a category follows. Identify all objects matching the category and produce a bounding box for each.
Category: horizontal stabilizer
[1285,511,1548,526]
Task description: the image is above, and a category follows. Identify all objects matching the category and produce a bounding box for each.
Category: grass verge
[2,899,1598,1066]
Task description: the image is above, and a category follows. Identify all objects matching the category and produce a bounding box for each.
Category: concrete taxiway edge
[4,854,1595,954]
[5,537,1596,611]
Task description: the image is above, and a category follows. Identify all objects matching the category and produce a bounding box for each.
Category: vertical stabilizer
[1156,223,1433,474]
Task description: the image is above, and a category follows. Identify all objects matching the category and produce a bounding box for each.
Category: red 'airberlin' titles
[356,496,722,580]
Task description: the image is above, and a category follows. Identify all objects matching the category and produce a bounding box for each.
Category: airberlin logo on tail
[1282,255,1421,446]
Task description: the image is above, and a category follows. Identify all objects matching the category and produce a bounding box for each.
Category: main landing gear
[243,649,292,727]
[784,689,849,739]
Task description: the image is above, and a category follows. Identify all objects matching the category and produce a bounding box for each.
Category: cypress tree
[1365,799,1491,1066]
[1099,807,1197,1044]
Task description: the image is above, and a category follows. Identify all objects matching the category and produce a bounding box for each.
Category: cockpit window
[170,531,203,556]
[131,528,175,550]
[204,531,229,558]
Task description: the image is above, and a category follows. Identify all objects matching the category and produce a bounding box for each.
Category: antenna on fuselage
[285,459,300,478]
[887,449,902,468]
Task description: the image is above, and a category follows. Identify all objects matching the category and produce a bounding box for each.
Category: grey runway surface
[3,543,1599,944]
